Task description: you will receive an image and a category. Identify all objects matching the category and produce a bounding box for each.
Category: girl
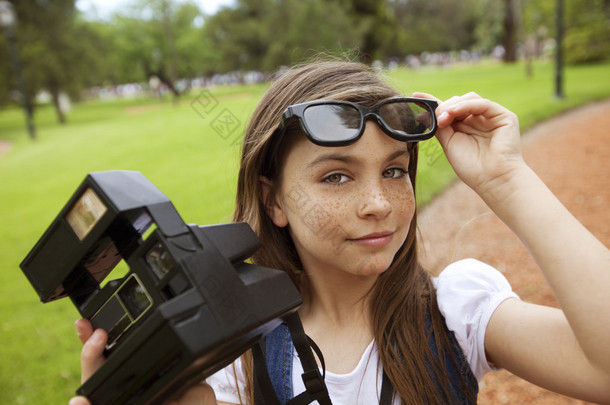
[71,60,610,405]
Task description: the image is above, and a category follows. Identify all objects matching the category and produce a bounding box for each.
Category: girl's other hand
[68,383,218,405]
[413,91,526,198]
[70,319,218,405]
[68,396,91,405]
[75,318,107,383]
[68,319,107,405]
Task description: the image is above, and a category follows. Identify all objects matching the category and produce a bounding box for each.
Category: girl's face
[266,122,416,280]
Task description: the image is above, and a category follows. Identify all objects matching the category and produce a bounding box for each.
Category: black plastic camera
[20,171,302,404]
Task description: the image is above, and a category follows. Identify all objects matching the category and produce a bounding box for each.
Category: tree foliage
[105,0,207,96]
[201,0,363,72]
[1,0,106,122]
[388,0,478,56]
[1,0,608,120]
[563,0,610,64]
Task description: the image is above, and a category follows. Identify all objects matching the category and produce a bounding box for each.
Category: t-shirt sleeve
[432,258,519,381]
[205,357,245,404]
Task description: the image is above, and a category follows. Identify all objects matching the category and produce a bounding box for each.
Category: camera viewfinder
[66,188,107,241]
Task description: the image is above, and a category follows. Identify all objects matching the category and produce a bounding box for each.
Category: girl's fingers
[436,110,454,129]
[439,98,518,131]
[68,396,91,405]
[81,329,108,383]
[411,91,441,103]
[75,318,94,345]
[412,92,493,130]
[437,93,482,116]
[75,319,107,387]
[412,91,483,105]
[445,98,501,119]
[72,325,218,405]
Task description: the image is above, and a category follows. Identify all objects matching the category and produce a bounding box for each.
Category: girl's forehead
[282,123,410,170]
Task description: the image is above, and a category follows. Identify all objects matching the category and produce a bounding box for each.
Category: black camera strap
[253,312,332,405]
[252,342,281,405]
[380,371,394,405]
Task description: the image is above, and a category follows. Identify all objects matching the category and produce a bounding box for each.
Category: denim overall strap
[263,322,294,403]
[426,313,479,404]
[254,313,331,405]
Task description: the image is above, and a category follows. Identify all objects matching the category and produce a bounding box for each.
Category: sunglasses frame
[280,97,438,146]
[263,97,438,176]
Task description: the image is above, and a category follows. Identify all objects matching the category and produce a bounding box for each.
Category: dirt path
[417,99,610,404]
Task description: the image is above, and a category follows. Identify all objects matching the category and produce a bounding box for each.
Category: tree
[564,0,610,63]
[264,0,363,69]
[389,0,478,57]
[109,0,205,99]
[201,0,363,72]
[4,0,606,115]
[201,0,274,72]
[522,0,554,58]
[0,22,16,107]
[3,0,105,123]
[471,0,504,53]
[338,0,397,64]
[521,0,610,64]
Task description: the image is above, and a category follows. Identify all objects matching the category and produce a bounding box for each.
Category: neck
[296,268,378,373]
[298,268,377,330]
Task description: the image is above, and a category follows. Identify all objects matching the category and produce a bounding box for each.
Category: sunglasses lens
[379,101,434,135]
[303,104,361,143]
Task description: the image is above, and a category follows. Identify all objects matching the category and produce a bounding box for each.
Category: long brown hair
[233,60,474,404]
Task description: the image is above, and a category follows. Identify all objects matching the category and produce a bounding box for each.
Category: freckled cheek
[280,190,343,235]
[385,180,416,211]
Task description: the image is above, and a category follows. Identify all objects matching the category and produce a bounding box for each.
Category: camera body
[20,171,302,404]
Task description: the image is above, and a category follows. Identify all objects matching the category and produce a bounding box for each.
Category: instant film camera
[20,171,302,404]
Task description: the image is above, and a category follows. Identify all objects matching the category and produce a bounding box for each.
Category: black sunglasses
[263,97,438,175]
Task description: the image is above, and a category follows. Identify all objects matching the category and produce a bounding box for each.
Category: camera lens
[145,242,175,280]
[118,276,151,319]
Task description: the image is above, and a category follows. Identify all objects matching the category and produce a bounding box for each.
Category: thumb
[75,318,94,345]
[68,396,91,405]
[81,329,108,383]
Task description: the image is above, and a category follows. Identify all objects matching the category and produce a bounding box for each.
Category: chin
[351,257,393,277]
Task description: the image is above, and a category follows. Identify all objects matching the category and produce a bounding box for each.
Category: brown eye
[324,173,349,184]
[382,168,407,179]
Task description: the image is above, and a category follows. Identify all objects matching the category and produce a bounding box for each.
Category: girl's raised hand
[414,92,525,199]
[415,93,610,403]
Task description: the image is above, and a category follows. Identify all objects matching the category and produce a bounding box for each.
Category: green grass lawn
[0,60,609,403]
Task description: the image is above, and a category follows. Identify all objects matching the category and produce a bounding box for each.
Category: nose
[357,180,392,219]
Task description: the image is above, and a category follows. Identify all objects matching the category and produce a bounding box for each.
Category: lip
[348,231,394,248]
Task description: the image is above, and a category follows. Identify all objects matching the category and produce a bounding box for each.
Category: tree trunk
[50,87,66,125]
[503,0,518,62]
[143,61,180,103]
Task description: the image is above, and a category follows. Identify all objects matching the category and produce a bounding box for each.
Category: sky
[76,0,235,19]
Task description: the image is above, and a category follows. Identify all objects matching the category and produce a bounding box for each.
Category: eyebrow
[306,148,410,169]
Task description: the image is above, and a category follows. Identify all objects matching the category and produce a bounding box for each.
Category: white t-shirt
[207,258,519,404]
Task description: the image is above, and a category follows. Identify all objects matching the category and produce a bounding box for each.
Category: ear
[260,176,289,228]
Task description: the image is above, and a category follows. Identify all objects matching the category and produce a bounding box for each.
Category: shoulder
[432,258,519,380]
[433,258,515,296]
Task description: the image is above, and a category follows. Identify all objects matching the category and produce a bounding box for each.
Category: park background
[1,0,609,403]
